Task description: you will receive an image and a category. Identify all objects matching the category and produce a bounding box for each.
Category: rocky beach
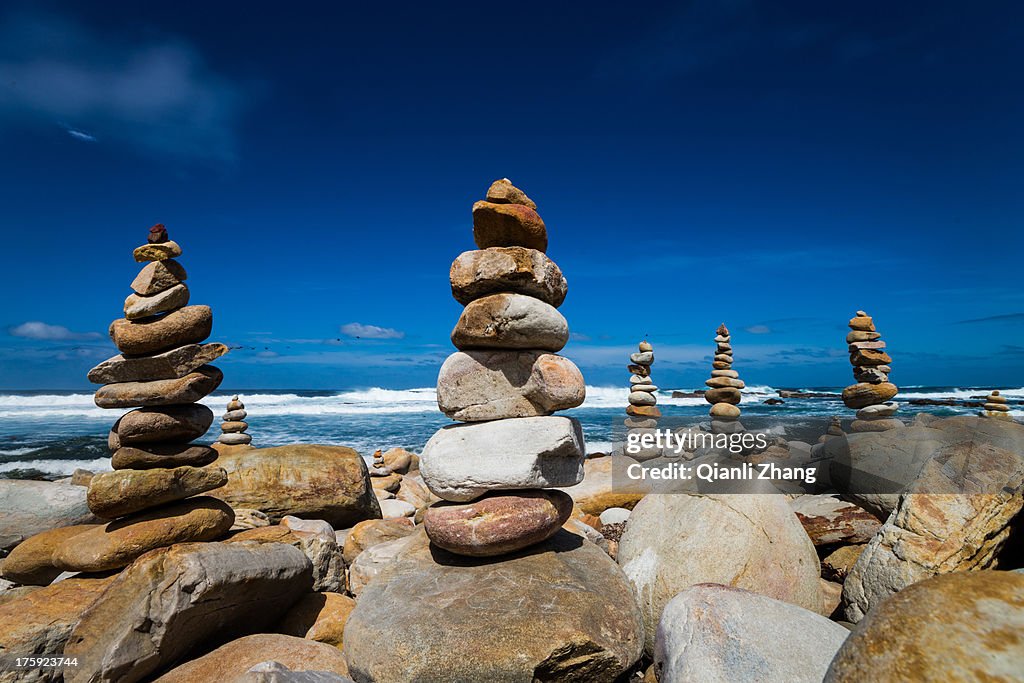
[1,184,1023,683]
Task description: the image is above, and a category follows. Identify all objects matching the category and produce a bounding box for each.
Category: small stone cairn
[218,395,252,446]
[420,179,584,558]
[627,341,660,421]
[72,224,234,571]
[842,311,901,432]
[704,323,745,434]
[980,390,1013,421]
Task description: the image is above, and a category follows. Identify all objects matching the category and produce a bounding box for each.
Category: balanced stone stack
[842,310,901,432]
[980,390,1013,421]
[627,341,660,421]
[68,224,234,571]
[421,179,584,557]
[818,415,846,444]
[704,323,745,434]
[218,395,252,445]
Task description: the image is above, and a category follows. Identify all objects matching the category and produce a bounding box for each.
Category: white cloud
[745,325,772,334]
[340,323,405,340]
[9,321,101,340]
[0,11,247,162]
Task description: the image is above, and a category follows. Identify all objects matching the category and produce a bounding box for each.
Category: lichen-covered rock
[842,440,1024,622]
[826,571,1024,682]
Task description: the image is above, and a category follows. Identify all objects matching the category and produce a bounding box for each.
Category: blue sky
[1,1,1021,390]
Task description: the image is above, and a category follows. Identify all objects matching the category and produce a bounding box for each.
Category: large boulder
[346,532,422,597]
[153,634,351,682]
[65,541,312,683]
[227,524,345,594]
[92,366,222,409]
[471,201,547,252]
[343,530,643,682]
[436,350,585,421]
[341,518,415,564]
[826,571,1024,682]
[53,497,234,573]
[420,416,585,502]
[0,480,99,552]
[618,493,822,654]
[0,576,116,683]
[209,445,381,528]
[108,305,212,355]
[112,404,214,446]
[277,592,356,647]
[654,584,849,683]
[842,440,1024,622]
[449,247,567,307]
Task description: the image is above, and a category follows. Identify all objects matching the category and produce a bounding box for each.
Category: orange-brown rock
[109,305,212,355]
[472,201,548,252]
[1,524,100,585]
[276,591,356,647]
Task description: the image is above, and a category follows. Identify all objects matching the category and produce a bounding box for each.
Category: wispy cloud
[0,11,248,162]
[8,321,101,341]
[956,313,1024,325]
[64,126,96,142]
[340,323,405,340]
[745,325,772,335]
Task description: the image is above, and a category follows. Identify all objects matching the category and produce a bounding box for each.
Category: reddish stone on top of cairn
[420,179,584,558]
[218,395,252,446]
[704,323,745,434]
[59,226,235,573]
[980,390,1013,421]
[842,311,901,432]
[627,340,660,421]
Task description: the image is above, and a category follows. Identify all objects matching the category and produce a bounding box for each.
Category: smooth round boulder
[217,432,252,445]
[87,466,228,519]
[710,403,741,418]
[344,530,643,682]
[848,315,874,331]
[93,365,222,408]
[342,518,416,564]
[420,416,585,502]
[451,293,568,351]
[850,418,904,432]
[222,409,247,421]
[842,382,898,408]
[436,350,585,421]
[424,489,573,557]
[130,259,187,296]
[450,247,567,307]
[109,305,212,355]
[111,443,218,470]
[849,348,892,367]
[123,283,190,320]
[618,493,823,654]
[655,584,850,683]
[113,403,214,445]
[704,387,742,404]
[52,497,234,572]
[826,571,1024,682]
[705,376,745,389]
[472,200,547,252]
[220,420,248,433]
[154,634,351,682]
[628,391,657,406]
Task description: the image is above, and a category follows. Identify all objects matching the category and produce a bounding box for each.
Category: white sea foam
[0,447,43,457]
[0,457,112,476]
[899,387,1024,400]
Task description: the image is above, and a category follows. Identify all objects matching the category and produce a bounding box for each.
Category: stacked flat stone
[218,395,252,445]
[704,323,745,434]
[420,179,583,558]
[818,416,845,444]
[980,390,1013,421]
[627,341,661,421]
[841,310,901,432]
[76,225,233,569]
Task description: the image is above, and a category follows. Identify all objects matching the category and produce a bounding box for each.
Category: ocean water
[0,385,1020,480]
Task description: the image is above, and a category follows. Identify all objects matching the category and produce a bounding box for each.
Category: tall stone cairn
[704,323,745,433]
[420,179,585,558]
[627,341,661,421]
[842,310,900,432]
[218,395,252,445]
[74,224,234,571]
[980,390,1013,421]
